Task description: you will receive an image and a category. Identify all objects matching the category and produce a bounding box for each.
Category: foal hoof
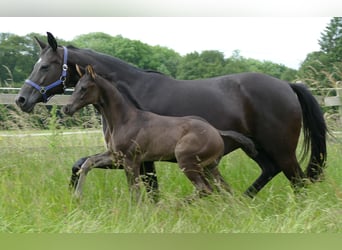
[73,188,83,200]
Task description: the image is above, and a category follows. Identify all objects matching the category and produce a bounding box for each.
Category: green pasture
[0,129,341,233]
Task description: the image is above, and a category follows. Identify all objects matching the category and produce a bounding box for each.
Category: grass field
[0,129,341,233]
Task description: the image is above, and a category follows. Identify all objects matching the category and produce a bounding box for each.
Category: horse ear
[47,32,58,51]
[86,65,96,80]
[75,64,84,77]
[34,36,47,50]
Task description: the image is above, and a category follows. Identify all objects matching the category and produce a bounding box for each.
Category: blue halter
[25,46,68,103]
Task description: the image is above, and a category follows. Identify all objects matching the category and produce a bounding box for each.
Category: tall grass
[0,130,341,233]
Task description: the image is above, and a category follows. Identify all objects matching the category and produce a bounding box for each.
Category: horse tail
[219,130,258,158]
[290,83,328,182]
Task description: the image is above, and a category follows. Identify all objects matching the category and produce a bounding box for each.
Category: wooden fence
[0,93,70,105]
[0,87,71,105]
[1,86,342,113]
[1,87,342,106]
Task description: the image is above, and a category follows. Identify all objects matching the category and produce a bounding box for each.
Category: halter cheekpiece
[25,46,68,103]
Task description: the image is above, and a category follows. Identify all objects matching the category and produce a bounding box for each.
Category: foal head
[63,65,99,116]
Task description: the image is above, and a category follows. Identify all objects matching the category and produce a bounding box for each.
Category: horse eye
[81,86,87,92]
[40,65,49,71]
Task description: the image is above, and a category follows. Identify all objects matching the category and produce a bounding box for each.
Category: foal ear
[86,65,96,80]
[47,32,58,51]
[34,36,47,50]
[75,64,84,77]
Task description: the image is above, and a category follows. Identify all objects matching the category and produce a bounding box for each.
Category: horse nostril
[16,96,26,105]
[62,105,69,114]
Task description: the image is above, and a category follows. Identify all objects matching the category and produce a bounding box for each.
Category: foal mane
[99,72,144,111]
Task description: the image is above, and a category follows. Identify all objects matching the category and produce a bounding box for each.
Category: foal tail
[290,83,328,182]
[219,130,258,158]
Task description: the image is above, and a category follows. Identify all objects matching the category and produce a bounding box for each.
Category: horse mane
[143,69,165,75]
[67,45,165,76]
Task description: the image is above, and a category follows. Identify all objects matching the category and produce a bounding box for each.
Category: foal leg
[124,159,142,203]
[70,155,122,190]
[74,151,122,198]
[177,156,213,198]
[70,157,88,190]
[140,161,159,202]
[69,158,159,201]
[204,165,232,194]
[183,167,213,197]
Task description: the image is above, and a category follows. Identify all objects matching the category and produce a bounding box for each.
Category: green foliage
[298,17,342,89]
[72,33,182,77]
[319,17,342,62]
[177,49,297,81]
[0,31,297,87]
[224,50,297,81]
[0,104,101,131]
[0,33,36,84]
[177,51,226,79]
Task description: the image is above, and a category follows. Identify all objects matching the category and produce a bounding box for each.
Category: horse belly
[143,86,245,132]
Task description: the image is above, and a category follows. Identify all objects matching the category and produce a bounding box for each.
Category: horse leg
[74,150,122,198]
[244,149,281,198]
[139,161,159,202]
[70,154,123,190]
[204,165,232,194]
[124,159,142,203]
[70,157,88,190]
[184,167,213,197]
[177,156,213,198]
[276,155,307,192]
[69,158,159,197]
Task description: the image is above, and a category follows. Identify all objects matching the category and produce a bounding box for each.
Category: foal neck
[96,76,137,128]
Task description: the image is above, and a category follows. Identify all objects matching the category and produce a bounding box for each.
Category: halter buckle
[40,87,47,94]
[60,76,66,82]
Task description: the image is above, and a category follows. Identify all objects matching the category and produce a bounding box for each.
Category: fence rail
[0,93,70,105]
[1,87,341,107]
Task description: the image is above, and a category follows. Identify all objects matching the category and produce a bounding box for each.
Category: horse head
[16,32,71,112]
[63,65,98,116]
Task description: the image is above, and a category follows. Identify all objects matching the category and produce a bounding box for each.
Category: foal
[63,65,257,200]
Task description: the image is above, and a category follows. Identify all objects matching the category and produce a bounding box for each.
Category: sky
[0,17,332,69]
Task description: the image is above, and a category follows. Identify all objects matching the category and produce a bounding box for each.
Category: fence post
[336,81,342,126]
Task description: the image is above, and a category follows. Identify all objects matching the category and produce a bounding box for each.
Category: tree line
[1,18,341,89]
[297,17,342,90]
[0,32,299,87]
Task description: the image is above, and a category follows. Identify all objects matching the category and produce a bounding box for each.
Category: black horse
[16,32,327,198]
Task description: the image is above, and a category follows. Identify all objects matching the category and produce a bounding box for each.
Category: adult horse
[16,32,327,198]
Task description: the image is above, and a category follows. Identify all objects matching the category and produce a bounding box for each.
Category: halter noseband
[25,46,68,103]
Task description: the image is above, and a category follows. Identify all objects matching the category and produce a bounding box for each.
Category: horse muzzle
[15,94,36,113]
[62,104,75,116]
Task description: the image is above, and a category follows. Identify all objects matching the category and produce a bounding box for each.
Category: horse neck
[96,77,137,130]
[68,47,147,86]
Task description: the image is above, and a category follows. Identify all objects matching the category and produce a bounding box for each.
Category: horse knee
[72,157,88,173]
[70,157,88,190]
